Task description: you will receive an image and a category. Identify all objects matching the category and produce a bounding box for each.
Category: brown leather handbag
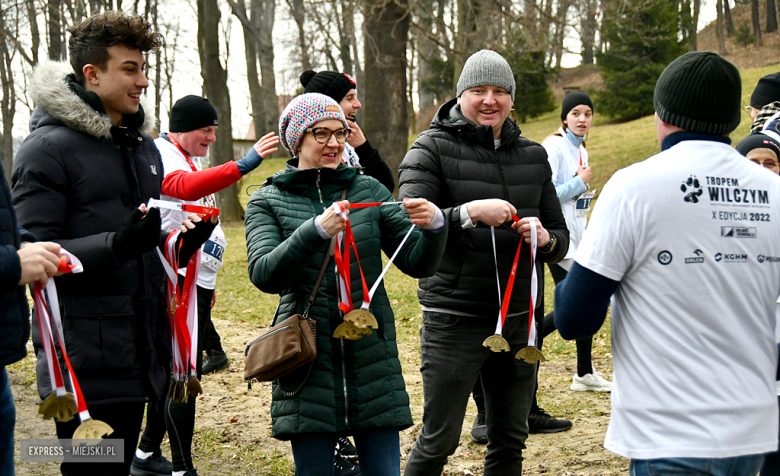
[244,236,336,396]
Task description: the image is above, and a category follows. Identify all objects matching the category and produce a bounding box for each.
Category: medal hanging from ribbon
[157,232,203,402]
[34,250,115,445]
[482,216,545,364]
[330,201,416,340]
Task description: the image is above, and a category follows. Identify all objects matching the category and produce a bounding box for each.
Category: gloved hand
[235,132,279,175]
[175,215,218,268]
[112,206,162,264]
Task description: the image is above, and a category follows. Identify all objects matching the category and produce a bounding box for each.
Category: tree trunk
[454,0,478,94]
[691,0,700,51]
[752,0,762,46]
[26,0,39,65]
[256,0,278,132]
[338,0,355,74]
[767,0,777,33]
[48,0,64,60]
[581,0,597,65]
[553,0,572,68]
[197,0,243,222]
[363,0,409,190]
[416,0,437,113]
[716,0,727,55]
[724,0,733,37]
[152,0,161,130]
[289,0,310,71]
[0,11,15,183]
[776,0,780,41]
[240,0,266,140]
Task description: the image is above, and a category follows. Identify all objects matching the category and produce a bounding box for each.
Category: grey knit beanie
[456,50,515,100]
[653,51,741,135]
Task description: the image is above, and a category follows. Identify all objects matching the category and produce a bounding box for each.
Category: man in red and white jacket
[131,95,277,476]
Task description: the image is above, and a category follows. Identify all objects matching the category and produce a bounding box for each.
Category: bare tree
[724,0,733,36]
[48,0,64,60]
[580,0,598,64]
[767,0,777,33]
[716,0,726,55]
[287,0,311,71]
[198,0,243,222]
[415,0,438,113]
[25,0,39,65]
[691,0,701,50]
[363,0,410,188]
[751,0,762,46]
[0,4,16,182]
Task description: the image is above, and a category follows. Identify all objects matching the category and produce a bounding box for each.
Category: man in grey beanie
[554,51,780,475]
[398,49,569,476]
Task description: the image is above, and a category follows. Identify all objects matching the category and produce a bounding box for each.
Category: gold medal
[72,419,114,446]
[333,321,371,340]
[483,335,511,352]
[515,346,546,364]
[186,377,203,398]
[343,308,378,330]
[39,392,78,422]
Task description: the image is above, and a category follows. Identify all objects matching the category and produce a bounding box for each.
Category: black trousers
[56,401,145,476]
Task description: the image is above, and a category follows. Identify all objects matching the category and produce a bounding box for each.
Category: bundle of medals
[34,250,114,444]
[151,199,220,403]
[330,200,416,340]
[483,216,546,364]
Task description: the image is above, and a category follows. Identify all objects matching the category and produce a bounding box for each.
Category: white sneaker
[571,367,612,392]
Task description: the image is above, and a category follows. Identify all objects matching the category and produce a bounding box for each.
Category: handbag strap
[279,187,347,397]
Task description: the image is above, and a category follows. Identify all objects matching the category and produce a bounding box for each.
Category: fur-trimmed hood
[29,61,154,139]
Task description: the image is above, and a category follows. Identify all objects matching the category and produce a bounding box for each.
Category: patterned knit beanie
[300,70,357,103]
[456,50,515,100]
[278,93,350,154]
[653,51,741,135]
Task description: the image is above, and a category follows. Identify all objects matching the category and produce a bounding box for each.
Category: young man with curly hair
[13,11,214,476]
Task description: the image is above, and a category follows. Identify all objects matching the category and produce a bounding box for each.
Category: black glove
[175,217,218,268]
[112,207,162,264]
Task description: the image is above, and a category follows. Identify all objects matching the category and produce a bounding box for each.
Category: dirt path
[12,312,628,475]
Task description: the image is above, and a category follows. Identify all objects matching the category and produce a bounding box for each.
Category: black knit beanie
[300,70,357,103]
[169,95,218,132]
[750,73,780,108]
[653,51,741,135]
[561,91,593,122]
[736,132,780,159]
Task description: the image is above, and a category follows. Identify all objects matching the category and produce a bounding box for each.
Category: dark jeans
[137,281,213,471]
[631,455,763,476]
[0,368,14,475]
[761,396,780,475]
[404,311,537,476]
[56,401,145,475]
[290,427,400,476]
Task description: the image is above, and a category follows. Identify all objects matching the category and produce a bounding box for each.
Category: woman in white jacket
[541,92,611,393]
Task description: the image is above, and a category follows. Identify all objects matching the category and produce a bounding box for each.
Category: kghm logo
[721,226,757,238]
[758,255,780,263]
[715,252,748,263]
[680,175,703,203]
[685,249,704,264]
[658,250,673,265]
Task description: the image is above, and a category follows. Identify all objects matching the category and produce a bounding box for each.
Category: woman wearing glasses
[737,132,780,175]
[245,93,448,475]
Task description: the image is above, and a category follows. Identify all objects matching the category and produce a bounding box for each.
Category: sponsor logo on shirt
[714,252,748,263]
[684,249,704,264]
[657,250,673,265]
[757,255,780,263]
[720,226,757,238]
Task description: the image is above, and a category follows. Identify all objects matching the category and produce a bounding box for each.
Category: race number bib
[201,235,227,273]
[575,190,596,218]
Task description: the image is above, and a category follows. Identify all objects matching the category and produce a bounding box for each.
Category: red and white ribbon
[148,198,220,218]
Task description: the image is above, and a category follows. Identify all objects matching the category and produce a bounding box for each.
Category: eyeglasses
[745,105,754,115]
[750,159,780,169]
[305,127,350,144]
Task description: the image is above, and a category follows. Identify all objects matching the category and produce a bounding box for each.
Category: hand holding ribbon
[112,204,162,264]
[318,200,349,236]
[402,198,436,227]
[175,214,218,268]
[18,242,63,286]
[512,217,552,247]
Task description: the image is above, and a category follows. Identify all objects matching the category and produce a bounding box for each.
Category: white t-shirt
[576,139,780,459]
[543,129,589,262]
[155,137,227,290]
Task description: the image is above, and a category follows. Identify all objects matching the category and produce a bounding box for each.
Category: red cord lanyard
[167,134,199,172]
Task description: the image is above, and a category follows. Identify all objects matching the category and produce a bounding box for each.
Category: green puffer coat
[245,160,448,439]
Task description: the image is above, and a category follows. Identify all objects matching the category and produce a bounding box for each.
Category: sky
[10,0,719,144]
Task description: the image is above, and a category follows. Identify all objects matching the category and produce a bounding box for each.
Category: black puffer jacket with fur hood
[12,61,169,405]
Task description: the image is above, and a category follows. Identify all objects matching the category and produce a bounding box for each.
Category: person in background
[245,92,447,476]
[301,69,395,193]
[746,72,780,133]
[555,51,778,476]
[131,95,278,476]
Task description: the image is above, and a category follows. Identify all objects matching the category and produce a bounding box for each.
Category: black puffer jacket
[399,98,568,317]
[0,160,33,368]
[12,61,169,405]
